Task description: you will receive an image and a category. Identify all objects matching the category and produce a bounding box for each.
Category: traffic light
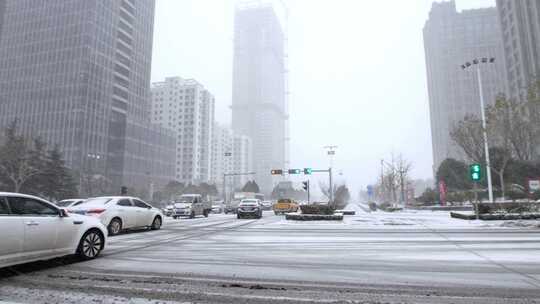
[288,169,301,174]
[271,169,283,175]
[469,163,482,182]
[303,168,312,175]
[302,181,309,191]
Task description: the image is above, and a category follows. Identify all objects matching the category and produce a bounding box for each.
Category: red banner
[438,180,447,206]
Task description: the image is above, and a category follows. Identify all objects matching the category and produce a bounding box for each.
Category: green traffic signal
[303,168,312,175]
[469,163,482,182]
[288,169,301,174]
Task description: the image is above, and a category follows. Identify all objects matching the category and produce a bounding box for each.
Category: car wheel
[173,216,177,219]
[77,229,104,260]
[189,211,195,219]
[237,214,241,219]
[203,210,209,218]
[108,218,122,236]
[151,216,162,230]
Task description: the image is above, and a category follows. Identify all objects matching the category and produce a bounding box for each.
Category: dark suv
[237,199,263,219]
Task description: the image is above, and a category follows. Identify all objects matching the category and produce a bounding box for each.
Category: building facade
[151,77,215,185]
[210,123,254,196]
[497,0,540,159]
[232,133,253,190]
[0,0,175,195]
[497,0,540,100]
[423,0,507,172]
[231,3,287,194]
[211,123,234,192]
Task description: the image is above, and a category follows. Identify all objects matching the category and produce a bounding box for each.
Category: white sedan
[0,192,108,268]
[69,196,163,236]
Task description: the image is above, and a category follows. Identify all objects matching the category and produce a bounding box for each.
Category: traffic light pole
[307,180,310,204]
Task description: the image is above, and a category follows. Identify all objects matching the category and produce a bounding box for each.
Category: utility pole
[476,66,494,203]
[329,167,333,204]
[324,145,338,204]
[307,181,310,204]
[380,159,384,201]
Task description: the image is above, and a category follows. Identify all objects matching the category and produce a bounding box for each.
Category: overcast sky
[151,0,495,198]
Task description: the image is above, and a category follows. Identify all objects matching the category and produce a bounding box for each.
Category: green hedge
[300,204,335,215]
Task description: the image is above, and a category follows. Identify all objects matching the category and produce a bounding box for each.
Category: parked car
[237,199,263,219]
[69,196,163,236]
[0,192,108,268]
[261,200,273,211]
[172,194,212,219]
[56,199,85,208]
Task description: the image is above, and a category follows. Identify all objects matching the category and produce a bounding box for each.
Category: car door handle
[25,221,39,226]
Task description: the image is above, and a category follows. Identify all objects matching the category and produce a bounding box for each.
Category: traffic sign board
[367,185,373,196]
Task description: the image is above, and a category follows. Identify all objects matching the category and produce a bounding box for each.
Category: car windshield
[174,202,191,207]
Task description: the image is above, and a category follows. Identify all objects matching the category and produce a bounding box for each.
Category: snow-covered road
[2,205,540,303]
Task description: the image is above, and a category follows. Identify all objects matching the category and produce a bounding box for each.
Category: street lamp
[461,57,495,203]
[323,145,338,203]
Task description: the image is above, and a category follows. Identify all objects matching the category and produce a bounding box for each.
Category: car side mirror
[59,208,69,218]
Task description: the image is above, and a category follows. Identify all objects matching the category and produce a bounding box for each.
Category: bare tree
[318,180,336,201]
[0,121,45,192]
[450,95,534,198]
[486,95,520,198]
[395,154,412,203]
[450,114,485,164]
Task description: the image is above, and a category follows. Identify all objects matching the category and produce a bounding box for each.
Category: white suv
[0,192,108,268]
[69,196,163,236]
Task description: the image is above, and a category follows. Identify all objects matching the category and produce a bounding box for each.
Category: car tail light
[86,208,106,216]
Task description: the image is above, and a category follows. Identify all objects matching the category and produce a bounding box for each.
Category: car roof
[87,196,140,200]
[0,192,52,202]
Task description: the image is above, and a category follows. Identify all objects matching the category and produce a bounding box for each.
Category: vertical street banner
[438,180,447,206]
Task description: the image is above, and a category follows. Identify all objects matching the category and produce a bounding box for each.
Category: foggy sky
[151,0,495,199]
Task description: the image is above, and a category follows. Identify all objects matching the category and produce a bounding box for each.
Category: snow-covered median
[260,203,540,230]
